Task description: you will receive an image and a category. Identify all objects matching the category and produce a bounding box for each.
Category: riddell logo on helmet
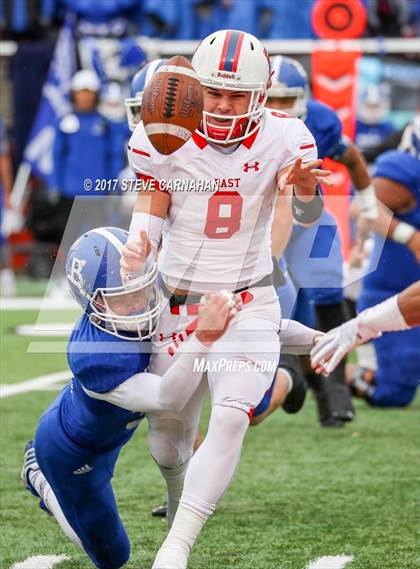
[217,71,236,79]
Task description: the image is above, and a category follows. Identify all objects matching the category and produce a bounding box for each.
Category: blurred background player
[267,55,378,427]
[48,70,123,282]
[0,115,16,296]
[21,226,239,569]
[355,84,397,159]
[348,116,420,407]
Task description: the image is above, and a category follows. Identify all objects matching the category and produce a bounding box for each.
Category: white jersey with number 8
[128,109,317,292]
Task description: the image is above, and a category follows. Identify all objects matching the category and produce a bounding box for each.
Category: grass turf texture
[1,308,419,569]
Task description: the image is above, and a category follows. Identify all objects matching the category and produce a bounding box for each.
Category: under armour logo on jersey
[243,161,260,172]
[73,464,93,475]
[68,256,87,293]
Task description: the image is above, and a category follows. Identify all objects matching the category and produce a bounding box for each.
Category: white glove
[310,318,381,376]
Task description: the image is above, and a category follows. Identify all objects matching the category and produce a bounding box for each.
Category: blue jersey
[305,100,349,161]
[360,150,420,307]
[58,314,150,451]
[355,119,396,154]
[51,111,113,198]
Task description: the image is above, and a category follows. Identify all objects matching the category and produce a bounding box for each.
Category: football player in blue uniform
[352,117,420,406]
[355,85,396,160]
[266,56,378,427]
[21,226,239,569]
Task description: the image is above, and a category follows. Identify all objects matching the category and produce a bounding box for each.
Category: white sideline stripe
[0,371,71,398]
[10,554,70,569]
[0,297,79,310]
[144,122,192,141]
[156,64,198,81]
[15,323,73,337]
[306,555,354,569]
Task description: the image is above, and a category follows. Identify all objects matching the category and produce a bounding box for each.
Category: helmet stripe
[218,30,231,71]
[219,30,242,72]
[231,32,244,72]
[91,228,124,253]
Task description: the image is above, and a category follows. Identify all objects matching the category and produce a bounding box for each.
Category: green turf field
[1,304,419,569]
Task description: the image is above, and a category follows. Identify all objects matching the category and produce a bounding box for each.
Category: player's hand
[120,230,152,282]
[310,319,360,376]
[407,230,420,264]
[278,158,332,196]
[196,291,241,346]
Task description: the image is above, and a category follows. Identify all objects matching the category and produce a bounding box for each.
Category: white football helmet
[192,29,271,144]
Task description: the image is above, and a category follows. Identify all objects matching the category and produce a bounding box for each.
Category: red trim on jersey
[248,407,256,420]
[300,143,315,150]
[128,144,150,157]
[192,131,208,149]
[219,30,231,71]
[170,304,180,315]
[242,126,260,149]
[240,291,254,304]
[231,32,245,72]
[135,172,169,195]
[270,111,295,119]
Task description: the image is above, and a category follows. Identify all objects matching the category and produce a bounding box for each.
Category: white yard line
[1,297,79,311]
[307,556,354,569]
[10,554,70,569]
[15,323,73,337]
[0,371,71,398]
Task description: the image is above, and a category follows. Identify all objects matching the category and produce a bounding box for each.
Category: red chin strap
[203,117,249,142]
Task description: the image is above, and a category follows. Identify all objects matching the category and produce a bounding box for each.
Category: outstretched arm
[310,281,420,375]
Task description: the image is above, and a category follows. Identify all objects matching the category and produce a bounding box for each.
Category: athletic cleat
[21,440,41,498]
[152,502,168,518]
[282,372,307,414]
[39,498,53,516]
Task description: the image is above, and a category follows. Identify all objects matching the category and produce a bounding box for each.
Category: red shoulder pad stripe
[300,143,315,150]
[128,144,150,158]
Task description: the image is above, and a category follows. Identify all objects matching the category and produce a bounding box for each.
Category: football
[141,55,204,155]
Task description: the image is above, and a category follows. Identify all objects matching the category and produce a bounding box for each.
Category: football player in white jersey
[122,30,331,568]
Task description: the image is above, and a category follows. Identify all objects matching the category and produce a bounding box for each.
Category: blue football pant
[35,401,130,569]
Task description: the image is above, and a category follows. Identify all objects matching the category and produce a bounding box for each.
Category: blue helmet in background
[357,84,391,125]
[125,58,167,131]
[399,114,420,161]
[66,227,161,341]
[268,55,309,118]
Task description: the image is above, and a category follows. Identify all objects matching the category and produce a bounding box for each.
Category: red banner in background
[311,0,366,259]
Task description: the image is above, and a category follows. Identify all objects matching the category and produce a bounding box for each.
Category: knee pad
[148,417,194,468]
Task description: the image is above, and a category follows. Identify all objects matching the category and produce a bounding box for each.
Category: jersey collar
[192,125,261,151]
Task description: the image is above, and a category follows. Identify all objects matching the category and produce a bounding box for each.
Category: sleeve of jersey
[322,111,349,161]
[282,119,318,168]
[374,150,420,190]
[127,129,169,194]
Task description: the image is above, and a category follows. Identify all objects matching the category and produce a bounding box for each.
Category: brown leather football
[141,55,204,155]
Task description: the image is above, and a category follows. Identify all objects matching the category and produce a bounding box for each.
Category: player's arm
[353,176,420,263]
[277,120,329,226]
[310,282,419,375]
[271,193,293,258]
[84,293,241,413]
[338,142,378,220]
[279,319,323,355]
[121,141,171,280]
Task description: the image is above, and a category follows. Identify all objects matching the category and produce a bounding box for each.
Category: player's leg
[147,304,208,527]
[250,353,307,426]
[29,407,131,569]
[152,287,281,568]
[367,328,420,407]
